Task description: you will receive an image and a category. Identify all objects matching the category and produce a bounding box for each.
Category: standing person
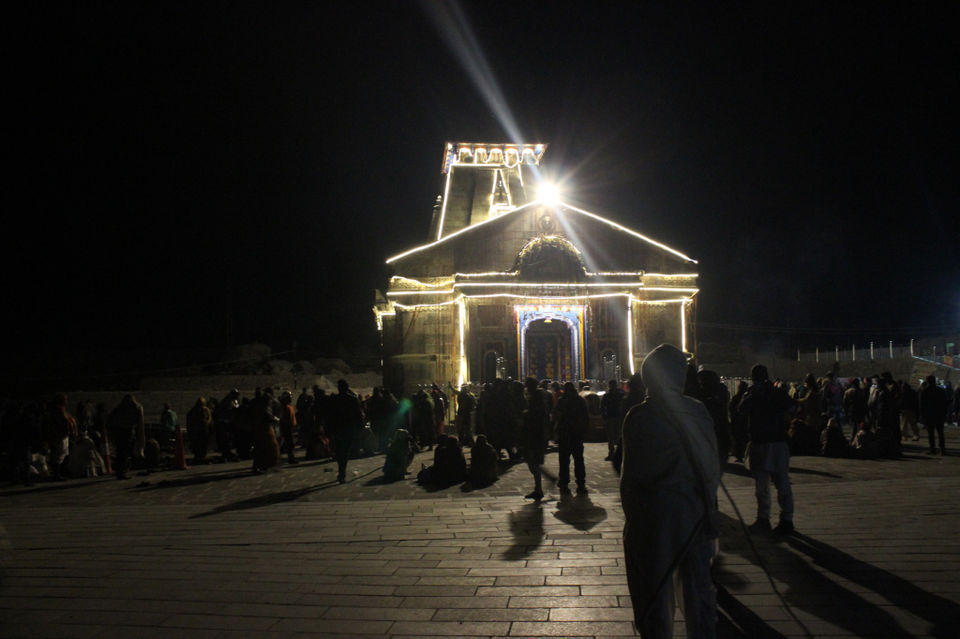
[43,393,77,479]
[430,383,448,440]
[213,389,239,462]
[843,377,867,439]
[411,387,435,451]
[919,375,948,455]
[729,381,750,462]
[520,377,549,500]
[698,369,731,470]
[186,398,212,463]
[555,381,589,494]
[600,379,624,461]
[159,403,178,448]
[621,344,720,639]
[366,387,388,452]
[252,388,281,473]
[899,381,921,441]
[329,379,363,483]
[873,372,902,457]
[796,374,824,433]
[107,394,143,480]
[296,388,312,429]
[455,384,476,446]
[279,391,298,464]
[822,371,844,420]
[612,373,646,473]
[739,364,795,535]
[75,400,94,437]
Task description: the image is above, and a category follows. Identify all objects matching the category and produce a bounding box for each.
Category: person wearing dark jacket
[383,428,416,481]
[899,381,921,441]
[520,377,550,500]
[186,398,212,462]
[843,378,868,439]
[611,373,645,473]
[621,344,720,638]
[600,379,625,461]
[729,381,750,462]
[468,434,498,487]
[455,385,476,446]
[555,382,589,493]
[739,364,795,535]
[411,388,435,451]
[919,375,948,455]
[329,379,364,482]
[431,434,467,485]
[697,369,731,470]
[251,389,281,472]
[107,394,143,480]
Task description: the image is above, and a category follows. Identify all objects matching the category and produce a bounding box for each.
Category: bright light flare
[537,181,560,205]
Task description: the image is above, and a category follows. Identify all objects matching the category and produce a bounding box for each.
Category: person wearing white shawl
[621,344,720,638]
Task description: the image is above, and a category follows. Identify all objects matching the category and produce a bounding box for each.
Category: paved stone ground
[2,429,959,638]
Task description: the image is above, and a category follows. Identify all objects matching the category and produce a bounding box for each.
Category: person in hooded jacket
[621,344,720,639]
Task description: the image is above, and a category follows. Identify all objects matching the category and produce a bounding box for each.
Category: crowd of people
[1,367,956,490]
[727,371,958,461]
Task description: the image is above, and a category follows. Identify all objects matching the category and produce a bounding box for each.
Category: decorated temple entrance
[516,305,585,381]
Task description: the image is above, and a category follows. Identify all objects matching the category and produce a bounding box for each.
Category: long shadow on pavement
[129,459,340,492]
[787,533,960,639]
[723,464,842,480]
[715,582,787,639]
[717,512,930,637]
[0,476,114,496]
[187,466,381,518]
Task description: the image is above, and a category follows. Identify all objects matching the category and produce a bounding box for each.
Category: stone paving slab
[2,432,960,638]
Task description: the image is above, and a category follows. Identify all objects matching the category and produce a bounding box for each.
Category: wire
[719,478,813,638]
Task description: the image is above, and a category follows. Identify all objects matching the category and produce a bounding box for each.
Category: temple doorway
[525,319,574,380]
[516,304,585,382]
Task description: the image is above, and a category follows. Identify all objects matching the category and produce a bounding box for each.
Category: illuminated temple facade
[374,142,699,394]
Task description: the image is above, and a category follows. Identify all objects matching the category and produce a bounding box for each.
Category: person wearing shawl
[621,344,720,638]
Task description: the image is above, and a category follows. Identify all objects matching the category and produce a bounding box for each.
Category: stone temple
[374,142,699,394]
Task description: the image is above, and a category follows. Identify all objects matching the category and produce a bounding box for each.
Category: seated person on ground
[468,434,499,487]
[383,428,417,481]
[851,422,879,459]
[820,417,849,458]
[431,434,467,486]
[788,417,821,456]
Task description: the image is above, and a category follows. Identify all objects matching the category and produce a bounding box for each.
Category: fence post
[815,347,819,364]
[835,345,839,362]
[853,344,856,361]
[910,338,914,356]
[889,340,893,359]
[870,341,874,360]
[797,349,800,362]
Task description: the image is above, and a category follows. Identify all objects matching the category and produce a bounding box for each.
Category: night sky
[6,2,959,373]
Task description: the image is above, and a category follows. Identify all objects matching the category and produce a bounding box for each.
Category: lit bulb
[537,182,560,205]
